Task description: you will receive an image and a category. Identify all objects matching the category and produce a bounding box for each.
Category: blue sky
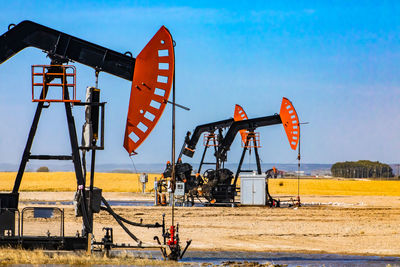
[0,1,399,166]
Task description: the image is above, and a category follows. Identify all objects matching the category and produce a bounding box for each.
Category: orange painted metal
[233,104,249,144]
[241,131,261,148]
[203,133,218,147]
[31,65,78,103]
[123,26,174,155]
[280,97,300,150]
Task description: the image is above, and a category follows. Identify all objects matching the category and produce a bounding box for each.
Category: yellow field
[0,172,399,196]
[0,172,162,192]
[268,178,400,196]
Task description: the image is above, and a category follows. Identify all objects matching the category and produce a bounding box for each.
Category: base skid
[203,202,238,207]
[0,236,87,250]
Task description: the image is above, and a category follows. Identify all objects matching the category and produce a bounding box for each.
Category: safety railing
[21,207,64,238]
[31,65,79,103]
[203,133,218,147]
[242,132,261,148]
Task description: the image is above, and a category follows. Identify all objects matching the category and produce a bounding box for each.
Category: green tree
[36,166,49,172]
[331,160,393,178]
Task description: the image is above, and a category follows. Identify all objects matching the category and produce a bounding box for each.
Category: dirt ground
[16,192,400,257]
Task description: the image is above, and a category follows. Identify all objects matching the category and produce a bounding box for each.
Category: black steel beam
[215,114,281,162]
[0,236,87,250]
[64,90,91,234]
[0,21,135,80]
[197,139,210,174]
[254,144,262,175]
[13,85,49,193]
[234,140,249,187]
[183,118,234,158]
[29,155,73,160]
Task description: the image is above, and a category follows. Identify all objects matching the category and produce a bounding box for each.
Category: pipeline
[99,206,161,228]
[101,197,142,244]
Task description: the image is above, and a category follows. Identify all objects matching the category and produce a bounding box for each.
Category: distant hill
[0,162,333,175]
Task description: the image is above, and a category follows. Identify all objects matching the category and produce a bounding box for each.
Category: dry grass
[0,248,283,266]
[0,248,181,265]
[0,172,399,196]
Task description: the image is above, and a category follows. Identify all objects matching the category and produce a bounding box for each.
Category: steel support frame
[233,132,276,205]
[198,133,219,174]
[12,66,91,237]
[234,132,262,186]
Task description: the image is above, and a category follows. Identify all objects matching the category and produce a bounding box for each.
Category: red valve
[167,225,177,246]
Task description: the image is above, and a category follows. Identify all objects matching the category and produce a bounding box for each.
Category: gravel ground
[16,192,400,257]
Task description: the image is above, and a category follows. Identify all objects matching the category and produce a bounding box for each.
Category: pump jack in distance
[161,98,300,206]
[0,20,190,260]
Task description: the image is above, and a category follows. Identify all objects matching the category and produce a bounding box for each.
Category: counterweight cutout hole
[157,75,168,83]
[144,111,155,121]
[129,132,140,143]
[150,100,161,109]
[137,122,148,133]
[154,88,166,97]
[158,49,169,57]
[158,63,169,70]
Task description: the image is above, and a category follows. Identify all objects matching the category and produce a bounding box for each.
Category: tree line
[331,160,394,178]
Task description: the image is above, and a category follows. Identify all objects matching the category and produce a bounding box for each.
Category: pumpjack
[162,98,300,206]
[0,20,190,260]
[265,167,280,178]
